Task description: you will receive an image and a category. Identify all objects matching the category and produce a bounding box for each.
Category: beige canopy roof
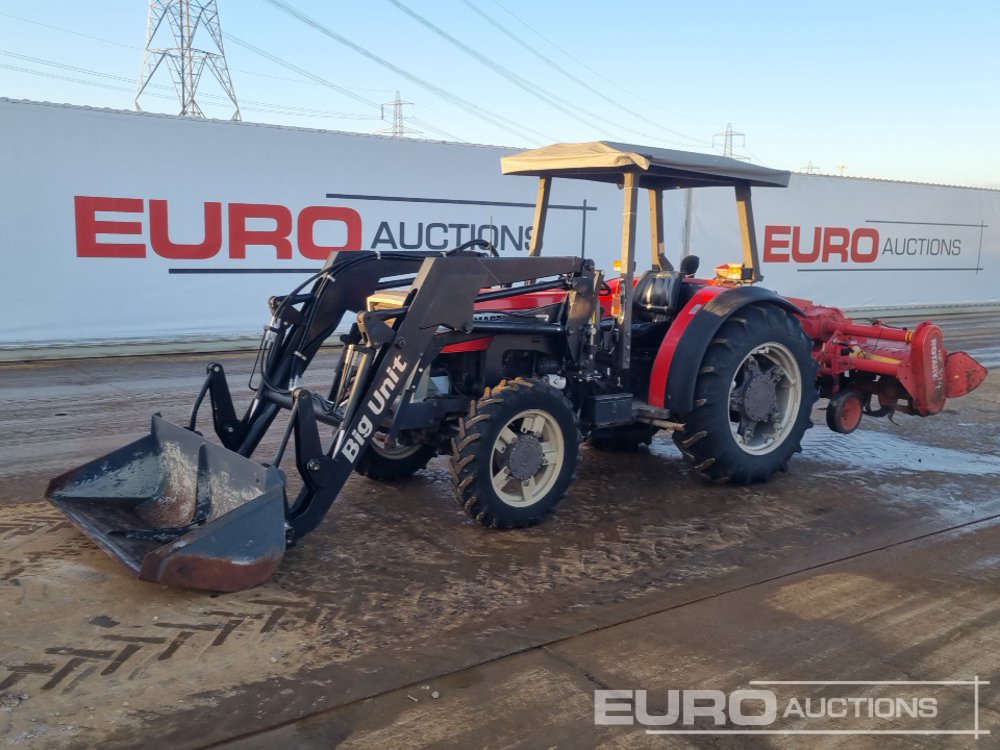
[501,141,790,189]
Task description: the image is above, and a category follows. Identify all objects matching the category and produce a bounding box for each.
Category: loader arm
[48,249,592,592]
[279,252,589,540]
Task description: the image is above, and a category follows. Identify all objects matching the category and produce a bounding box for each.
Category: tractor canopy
[502,140,791,324]
[500,141,790,190]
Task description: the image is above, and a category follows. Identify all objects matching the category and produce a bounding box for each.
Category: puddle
[647,425,1000,477]
[801,429,1000,476]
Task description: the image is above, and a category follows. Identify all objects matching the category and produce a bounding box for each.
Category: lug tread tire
[354,441,437,481]
[449,378,580,529]
[672,305,817,485]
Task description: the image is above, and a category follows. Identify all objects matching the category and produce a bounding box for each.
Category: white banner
[683,177,1000,310]
[1,100,998,350]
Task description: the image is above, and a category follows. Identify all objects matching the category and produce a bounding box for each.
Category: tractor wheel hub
[743,377,777,422]
[505,434,544,480]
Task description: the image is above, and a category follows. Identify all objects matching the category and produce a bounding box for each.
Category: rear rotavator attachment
[798,303,988,433]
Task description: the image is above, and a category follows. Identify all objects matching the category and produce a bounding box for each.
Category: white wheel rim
[727,342,802,455]
[490,409,564,508]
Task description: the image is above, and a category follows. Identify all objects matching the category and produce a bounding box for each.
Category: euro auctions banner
[1,99,997,348]
[684,174,1000,310]
[0,99,628,347]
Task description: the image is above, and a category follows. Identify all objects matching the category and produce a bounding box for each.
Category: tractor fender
[648,285,803,414]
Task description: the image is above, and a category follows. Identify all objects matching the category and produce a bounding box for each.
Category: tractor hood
[501,141,790,190]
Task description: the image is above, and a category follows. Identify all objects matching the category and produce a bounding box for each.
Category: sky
[1,0,998,188]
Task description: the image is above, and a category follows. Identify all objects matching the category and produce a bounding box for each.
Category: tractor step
[633,400,684,430]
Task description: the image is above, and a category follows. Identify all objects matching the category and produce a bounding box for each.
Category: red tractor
[48,142,987,591]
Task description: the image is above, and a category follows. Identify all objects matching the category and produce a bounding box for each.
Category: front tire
[450,378,579,528]
[672,304,816,484]
[354,433,436,481]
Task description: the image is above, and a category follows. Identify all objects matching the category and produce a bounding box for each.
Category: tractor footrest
[584,393,634,428]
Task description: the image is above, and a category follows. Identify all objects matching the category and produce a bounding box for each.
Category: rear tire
[672,305,816,484]
[354,434,436,481]
[450,378,579,528]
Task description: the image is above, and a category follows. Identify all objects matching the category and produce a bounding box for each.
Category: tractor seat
[633,269,683,323]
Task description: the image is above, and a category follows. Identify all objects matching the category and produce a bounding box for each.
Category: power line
[3,4,702,148]
[233,68,391,92]
[0,10,391,93]
[387,0,681,144]
[1,9,468,138]
[2,50,142,85]
[0,63,140,95]
[259,0,554,145]
[224,33,465,141]
[459,0,706,147]
[745,147,773,165]
[0,11,139,50]
[0,62,284,119]
[0,50,378,120]
[223,35,382,111]
[0,62,332,119]
[2,4,696,148]
[486,0,709,130]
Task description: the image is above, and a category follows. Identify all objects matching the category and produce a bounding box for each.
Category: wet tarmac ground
[0,313,998,749]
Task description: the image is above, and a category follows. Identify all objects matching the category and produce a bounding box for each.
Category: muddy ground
[1,313,998,749]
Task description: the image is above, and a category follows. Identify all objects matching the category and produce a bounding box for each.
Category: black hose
[257,254,376,393]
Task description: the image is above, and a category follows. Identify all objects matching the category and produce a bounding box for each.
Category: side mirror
[680,255,700,276]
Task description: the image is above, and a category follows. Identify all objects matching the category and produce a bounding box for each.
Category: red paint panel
[906,322,947,416]
[944,351,988,399]
[647,285,725,408]
[440,337,492,354]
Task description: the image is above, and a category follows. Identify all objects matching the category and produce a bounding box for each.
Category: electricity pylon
[136,0,241,120]
[713,122,748,161]
[377,91,420,137]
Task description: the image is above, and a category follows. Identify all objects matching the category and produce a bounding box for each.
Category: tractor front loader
[49,247,599,591]
[48,142,987,592]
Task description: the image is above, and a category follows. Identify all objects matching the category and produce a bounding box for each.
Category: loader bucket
[46,415,287,592]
